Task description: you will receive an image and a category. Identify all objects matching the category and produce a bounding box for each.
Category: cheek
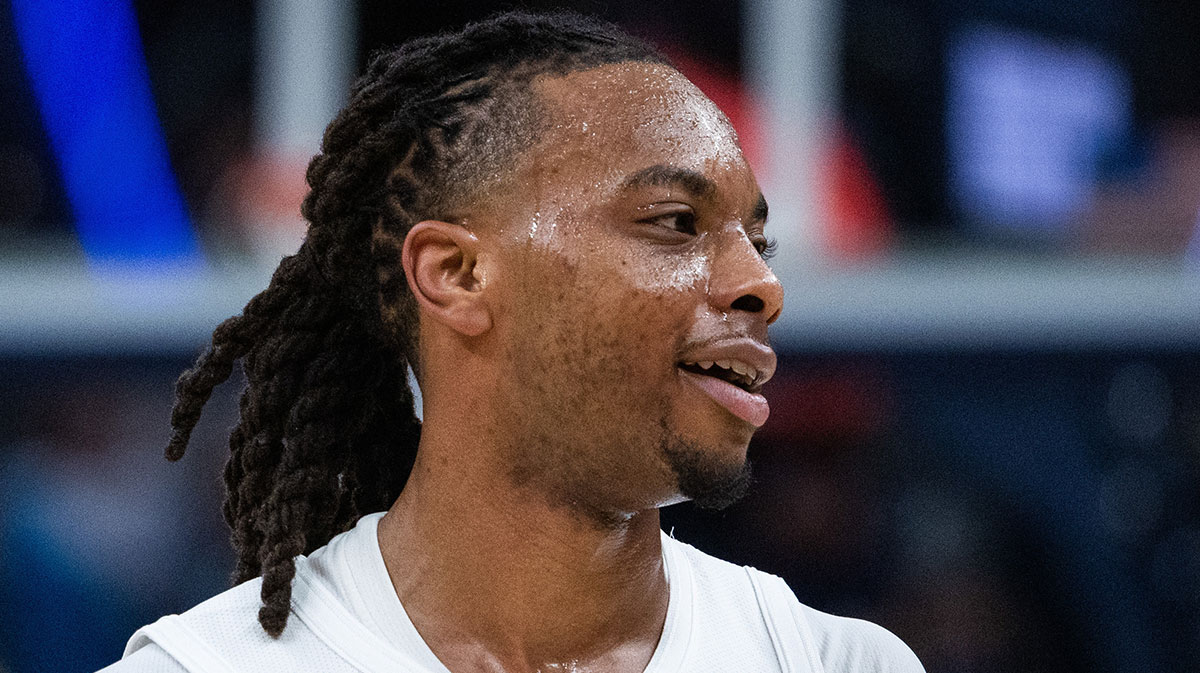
[534,270,696,408]
[655,253,708,295]
[615,240,710,297]
[595,251,708,348]
[502,237,710,383]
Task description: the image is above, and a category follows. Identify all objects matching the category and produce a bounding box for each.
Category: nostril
[731,294,765,313]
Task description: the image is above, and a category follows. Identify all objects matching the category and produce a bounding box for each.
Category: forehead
[527,62,752,191]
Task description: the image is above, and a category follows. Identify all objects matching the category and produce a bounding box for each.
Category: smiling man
[102,11,923,673]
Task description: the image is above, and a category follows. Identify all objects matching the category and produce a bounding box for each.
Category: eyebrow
[619,165,717,199]
[618,164,769,226]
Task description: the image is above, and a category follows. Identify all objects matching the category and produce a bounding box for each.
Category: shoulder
[750,567,926,673]
[97,643,187,673]
[106,516,396,673]
[137,575,270,652]
[93,579,263,672]
[796,602,925,673]
[115,577,273,671]
[665,537,923,673]
[115,572,341,673]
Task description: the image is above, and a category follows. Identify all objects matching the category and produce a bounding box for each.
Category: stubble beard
[502,294,753,516]
[659,423,753,510]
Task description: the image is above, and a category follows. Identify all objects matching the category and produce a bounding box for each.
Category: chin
[660,430,753,511]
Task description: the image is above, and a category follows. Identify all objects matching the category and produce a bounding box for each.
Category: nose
[709,230,784,325]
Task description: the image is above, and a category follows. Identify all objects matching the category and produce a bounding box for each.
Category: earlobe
[400,221,492,337]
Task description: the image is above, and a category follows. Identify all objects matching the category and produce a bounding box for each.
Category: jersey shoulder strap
[791,600,927,673]
[747,571,927,673]
[745,569,828,673]
[122,577,265,673]
[124,615,238,673]
[121,565,356,673]
[121,554,441,673]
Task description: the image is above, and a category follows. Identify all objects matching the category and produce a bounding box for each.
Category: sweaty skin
[378,62,783,673]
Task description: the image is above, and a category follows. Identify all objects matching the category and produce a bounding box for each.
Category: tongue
[680,369,770,427]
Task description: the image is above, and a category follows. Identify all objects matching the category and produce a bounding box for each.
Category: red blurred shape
[758,366,893,446]
[669,50,893,263]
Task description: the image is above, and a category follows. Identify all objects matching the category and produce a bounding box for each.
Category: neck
[376,418,670,672]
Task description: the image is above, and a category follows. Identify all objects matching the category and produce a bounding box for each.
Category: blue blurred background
[1,1,1199,671]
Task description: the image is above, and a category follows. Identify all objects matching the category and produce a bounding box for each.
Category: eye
[641,211,697,236]
[755,237,778,261]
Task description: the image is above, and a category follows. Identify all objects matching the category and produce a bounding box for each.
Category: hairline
[424,59,685,223]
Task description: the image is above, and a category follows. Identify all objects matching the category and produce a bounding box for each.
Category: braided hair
[164,11,669,637]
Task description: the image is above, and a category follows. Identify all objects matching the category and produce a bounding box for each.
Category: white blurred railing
[2,253,1198,355]
[774,253,1200,351]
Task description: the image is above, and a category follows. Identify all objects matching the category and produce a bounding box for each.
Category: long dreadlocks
[163,11,669,637]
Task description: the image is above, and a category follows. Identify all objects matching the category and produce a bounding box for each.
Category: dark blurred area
[668,352,1200,672]
[2,0,1199,672]
[3,354,1198,671]
[0,358,233,673]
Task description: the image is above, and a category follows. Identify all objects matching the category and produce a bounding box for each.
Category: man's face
[471,62,783,517]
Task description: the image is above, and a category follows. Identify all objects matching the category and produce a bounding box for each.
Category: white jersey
[100,513,923,673]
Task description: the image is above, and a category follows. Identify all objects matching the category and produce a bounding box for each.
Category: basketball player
[101,11,924,673]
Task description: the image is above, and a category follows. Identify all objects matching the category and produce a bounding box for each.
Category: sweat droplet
[529,210,541,240]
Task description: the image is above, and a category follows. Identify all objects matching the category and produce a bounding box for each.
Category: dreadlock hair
[164,10,670,637]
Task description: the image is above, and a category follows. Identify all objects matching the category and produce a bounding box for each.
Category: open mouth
[678,360,762,394]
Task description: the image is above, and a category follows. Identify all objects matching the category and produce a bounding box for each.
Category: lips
[679,369,771,426]
[677,340,776,427]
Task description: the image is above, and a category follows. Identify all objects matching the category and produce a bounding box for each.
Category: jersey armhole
[125,615,238,673]
[746,570,826,673]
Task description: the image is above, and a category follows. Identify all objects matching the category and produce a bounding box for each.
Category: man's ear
[399,220,492,337]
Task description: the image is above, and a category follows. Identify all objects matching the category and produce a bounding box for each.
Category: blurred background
[1,0,1198,671]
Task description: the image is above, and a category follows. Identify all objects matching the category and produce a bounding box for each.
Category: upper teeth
[683,359,762,386]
